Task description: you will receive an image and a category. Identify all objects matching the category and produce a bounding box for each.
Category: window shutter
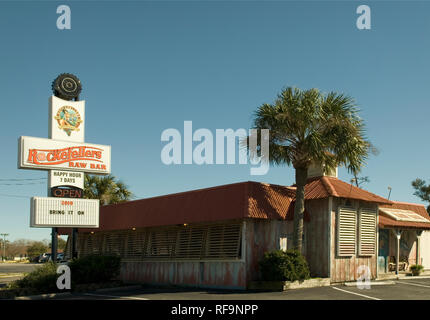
[77,221,242,261]
[337,207,357,256]
[358,208,377,256]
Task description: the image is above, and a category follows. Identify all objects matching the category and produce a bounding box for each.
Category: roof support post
[416,230,423,266]
[72,228,78,259]
[392,229,402,275]
[327,197,332,279]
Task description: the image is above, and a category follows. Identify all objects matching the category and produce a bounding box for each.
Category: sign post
[18,74,111,262]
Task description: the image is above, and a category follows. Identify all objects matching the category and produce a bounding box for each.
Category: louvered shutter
[358,208,377,256]
[206,224,241,259]
[176,226,205,259]
[77,221,243,261]
[337,207,357,256]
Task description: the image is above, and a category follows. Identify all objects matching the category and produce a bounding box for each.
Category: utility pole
[0,233,9,261]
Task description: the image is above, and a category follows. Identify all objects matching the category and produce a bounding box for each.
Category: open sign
[51,186,83,199]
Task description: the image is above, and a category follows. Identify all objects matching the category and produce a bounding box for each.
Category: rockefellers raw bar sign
[18,136,111,174]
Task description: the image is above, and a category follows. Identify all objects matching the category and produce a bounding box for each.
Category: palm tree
[84,174,133,205]
[248,87,371,253]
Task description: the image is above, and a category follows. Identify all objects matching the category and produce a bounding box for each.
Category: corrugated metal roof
[379,201,430,229]
[84,182,250,232]
[303,176,392,204]
[58,177,395,235]
[247,182,295,220]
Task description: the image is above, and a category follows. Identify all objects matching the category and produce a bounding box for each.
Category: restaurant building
[61,166,430,288]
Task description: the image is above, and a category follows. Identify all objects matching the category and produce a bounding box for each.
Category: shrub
[69,255,121,285]
[410,264,424,275]
[259,249,310,282]
[8,262,59,293]
[3,255,122,298]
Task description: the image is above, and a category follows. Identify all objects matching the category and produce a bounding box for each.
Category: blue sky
[1,1,429,241]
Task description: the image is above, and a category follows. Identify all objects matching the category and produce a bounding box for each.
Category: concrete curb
[248,278,331,291]
[400,275,430,280]
[344,280,395,287]
[377,275,430,281]
[94,285,142,293]
[13,285,143,300]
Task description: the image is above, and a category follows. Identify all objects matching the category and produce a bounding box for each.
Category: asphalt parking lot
[2,263,430,300]
[53,277,430,300]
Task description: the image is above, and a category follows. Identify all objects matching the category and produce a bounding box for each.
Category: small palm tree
[248,87,371,253]
[84,174,133,205]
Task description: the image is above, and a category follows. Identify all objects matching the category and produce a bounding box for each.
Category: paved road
[53,277,430,300]
[0,263,39,274]
[0,263,40,288]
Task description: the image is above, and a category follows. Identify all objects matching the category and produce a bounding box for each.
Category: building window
[337,207,357,256]
[358,208,377,256]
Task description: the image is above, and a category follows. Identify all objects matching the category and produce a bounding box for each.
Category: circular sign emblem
[52,73,82,101]
[55,106,82,136]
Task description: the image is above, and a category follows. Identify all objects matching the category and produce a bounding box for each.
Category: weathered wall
[244,219,291,283]
[245,200,331,282]
[421,231,430,269]
[116,220,248,289]
[118,219,292,289]
[330,199,378,282]
[304,198,330,278]
[120,260,247,290]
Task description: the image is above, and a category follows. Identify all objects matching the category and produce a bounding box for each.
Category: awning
[379,207,430,230]
[379,208,430,223]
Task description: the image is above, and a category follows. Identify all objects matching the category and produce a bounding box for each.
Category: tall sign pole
[18,73,111,263]
[50,74,83,261]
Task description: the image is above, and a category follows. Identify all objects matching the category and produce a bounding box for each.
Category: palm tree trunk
[293,167,307,253]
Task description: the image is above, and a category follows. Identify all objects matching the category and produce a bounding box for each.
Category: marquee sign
[18,136,111,174]
[30,197,99,228]
[49,95,85,142]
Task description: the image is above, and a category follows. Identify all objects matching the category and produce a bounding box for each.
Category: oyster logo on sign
[55,106,82,136]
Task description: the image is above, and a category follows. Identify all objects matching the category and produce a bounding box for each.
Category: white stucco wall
[420,231,430,269]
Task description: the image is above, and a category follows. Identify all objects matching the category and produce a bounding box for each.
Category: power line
[0,193,33,199]
[0,182,46,186]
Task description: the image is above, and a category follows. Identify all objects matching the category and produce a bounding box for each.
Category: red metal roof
[247,182,295,220]
[303,176,392,204]
[379,201,430,230]
[58,177,393,235]
[59,181,295,234]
